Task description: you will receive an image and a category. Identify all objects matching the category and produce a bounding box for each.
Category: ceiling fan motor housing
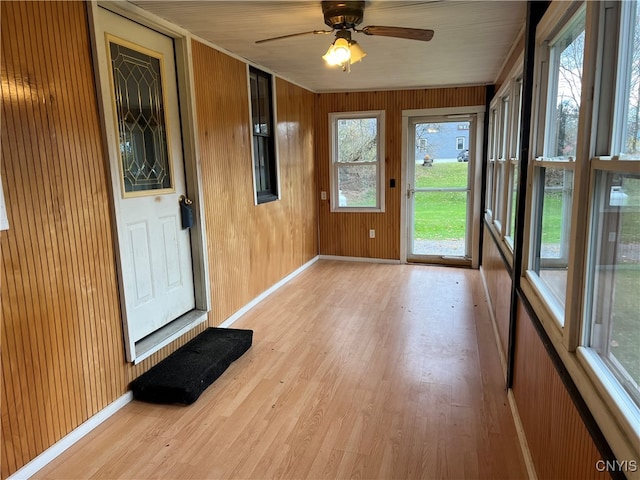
[322,1,365,30]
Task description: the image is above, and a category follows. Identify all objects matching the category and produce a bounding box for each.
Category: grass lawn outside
[413,162,468,241]
[538,177,640,389]
[603,181,640,388]
[609,267,640,386]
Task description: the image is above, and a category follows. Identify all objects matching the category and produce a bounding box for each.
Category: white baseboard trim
[508,389,538,480]
[218,255,320,328]
[479,265,508,378]
[318,254,401,264]
[8,392,134,480]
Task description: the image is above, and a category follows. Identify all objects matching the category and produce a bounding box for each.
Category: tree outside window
[330,111,385,211]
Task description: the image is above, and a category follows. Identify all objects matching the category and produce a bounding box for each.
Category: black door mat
[129,327,253,405]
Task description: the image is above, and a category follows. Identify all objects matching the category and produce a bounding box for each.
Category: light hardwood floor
[35,260,528,479]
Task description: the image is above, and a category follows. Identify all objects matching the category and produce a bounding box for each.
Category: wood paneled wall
[480,224,512,358]
[191,39,317,325]
[513,301,609,480]
[481,228,609,479]
[1,3,316,477]
[316,87,486,259]
[1,2,125,476]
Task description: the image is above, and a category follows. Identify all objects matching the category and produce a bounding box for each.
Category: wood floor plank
[35,261,527,480]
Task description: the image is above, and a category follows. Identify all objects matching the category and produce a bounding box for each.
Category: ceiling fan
[255,1,435,71]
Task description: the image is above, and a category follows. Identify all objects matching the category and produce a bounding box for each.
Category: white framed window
[489,93,514,235]
[485,159,495,219]
[528,161,575,320]
[526,4,586,325]
[456,136,465,150]
[494,96,511,229]
[581,0,640,416]
[543,8,586,162]
[488,107,498,162]
[505,159,519,248]
[585,167,640,407]
[500,95,510,161]
[494,158,506,229]
[329,111,385,212]
[485,56,524,260]
[485,107,498,219]
[611,1,640,159]
[506,78,524,248]
[521,0,640,461]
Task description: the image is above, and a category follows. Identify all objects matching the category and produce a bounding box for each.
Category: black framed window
[249,67,278,204]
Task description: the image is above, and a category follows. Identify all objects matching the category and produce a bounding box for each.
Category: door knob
[407,184,415,199]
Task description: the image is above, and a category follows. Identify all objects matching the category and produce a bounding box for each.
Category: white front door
[94,8,195,347]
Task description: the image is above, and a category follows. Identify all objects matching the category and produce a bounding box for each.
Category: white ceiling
[130,0,527,93]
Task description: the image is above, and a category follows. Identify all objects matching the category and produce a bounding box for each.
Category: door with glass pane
[407,118,473,263]
[94,7,195,353]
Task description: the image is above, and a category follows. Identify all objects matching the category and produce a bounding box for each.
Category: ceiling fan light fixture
[257,1,434,73]
[322,33,367,70]
[348,40,366,64]
[323,37,352,66]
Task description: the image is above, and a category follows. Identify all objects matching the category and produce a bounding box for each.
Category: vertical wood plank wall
[1,2,125,476]
[481,228,609,478]
[0,2,317,478]
[512,301,609,480]
[191,39,317,326]
[316,87,486,260]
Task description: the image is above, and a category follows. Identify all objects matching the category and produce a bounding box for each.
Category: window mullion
[531,165,545,275]
[563,1,599,350]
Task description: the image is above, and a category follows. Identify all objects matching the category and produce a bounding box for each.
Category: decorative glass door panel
[107,37,174,197]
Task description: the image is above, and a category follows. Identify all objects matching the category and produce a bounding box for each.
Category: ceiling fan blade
[359,26,434,42]
[255,30,333,44]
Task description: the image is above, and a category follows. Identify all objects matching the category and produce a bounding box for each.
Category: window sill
[523,271,565,328]
[256,193,279,205]
[577,347,640,450]
[331,207,385,213]
[483,216,514,269]
[519,278,640,467]
[521,274,565,331]
[577,347,640,436]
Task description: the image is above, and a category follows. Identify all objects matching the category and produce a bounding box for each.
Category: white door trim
[401,106,485,268]
[88,1,210,362]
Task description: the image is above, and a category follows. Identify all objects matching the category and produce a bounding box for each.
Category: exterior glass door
[407,118,473,263]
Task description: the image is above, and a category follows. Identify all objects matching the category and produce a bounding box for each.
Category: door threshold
[134,309,208,364]
[406,257,472,268]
